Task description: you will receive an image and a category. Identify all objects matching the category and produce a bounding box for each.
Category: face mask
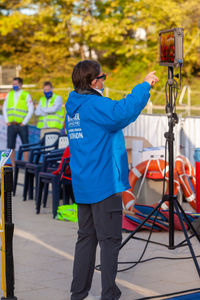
[95,82,104,95]
[13,85,20,91]
[99,81,104,93]
[44,91,53,99]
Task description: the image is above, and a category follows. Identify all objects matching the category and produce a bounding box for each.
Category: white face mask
[95,81,104,95]
[99,81,104,93]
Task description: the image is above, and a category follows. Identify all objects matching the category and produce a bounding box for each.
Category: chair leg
[70,184,75,203]
[52,177,60,218]
[43,183,49,208]
[23,169,29,201]
[28,173,34,200]
[35,178,39,205]
[35,169,40,200]
[13,166,19,196]
[63,184,70,205]
[60,186,63,199]
[36,179,44,214]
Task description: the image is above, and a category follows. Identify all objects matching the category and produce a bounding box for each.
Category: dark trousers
[7,124,28,149]
[71,193,122,300]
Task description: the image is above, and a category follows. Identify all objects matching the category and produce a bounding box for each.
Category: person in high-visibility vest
[2,77,34,166]
[35,81,65,138]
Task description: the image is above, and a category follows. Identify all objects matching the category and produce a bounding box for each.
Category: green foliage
[0,0,200,106]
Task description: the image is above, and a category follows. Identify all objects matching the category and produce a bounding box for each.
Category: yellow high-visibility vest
[7,90,29,123]
[37,94,65,129]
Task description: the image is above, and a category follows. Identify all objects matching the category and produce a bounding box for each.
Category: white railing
[1,84,200,116]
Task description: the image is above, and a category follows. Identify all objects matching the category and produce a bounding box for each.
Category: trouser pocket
[92,193,122,240]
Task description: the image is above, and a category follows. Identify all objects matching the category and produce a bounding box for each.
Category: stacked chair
[13,132,61,196]
[23,134,69,201]
[36,146,74,218]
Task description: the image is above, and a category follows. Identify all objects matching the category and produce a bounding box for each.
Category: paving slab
[0,172,200,300]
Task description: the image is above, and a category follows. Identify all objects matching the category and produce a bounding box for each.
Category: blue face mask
[13,85,20,91]
[44,91,53,99]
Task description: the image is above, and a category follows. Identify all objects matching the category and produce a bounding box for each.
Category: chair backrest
[42,149,65,172]
[57,135,69,149]
[29,132,60,164]
[44,132,60,149]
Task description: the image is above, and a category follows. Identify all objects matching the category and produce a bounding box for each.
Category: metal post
[0,66,2,86]
[0,166,17,300]
[167,66,175,249]
[105,87,109,98]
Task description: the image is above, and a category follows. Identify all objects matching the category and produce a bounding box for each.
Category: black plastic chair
[36,156,74,218]
[13,131,61,196]
[23,134,69,201]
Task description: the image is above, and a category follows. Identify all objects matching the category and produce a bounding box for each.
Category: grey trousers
[71,193,122,300]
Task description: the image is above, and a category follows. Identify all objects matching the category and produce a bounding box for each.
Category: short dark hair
[13,77,23,85]
[43,81,53,88]
[72,60,101,90]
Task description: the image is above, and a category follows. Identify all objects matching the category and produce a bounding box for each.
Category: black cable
[179,65,182,90]
[173,79,178,108]
[165,75,179,113]
[136,287,200,300]
[165,81,169,108]
[116,94,199,271]
[117,253,200,265]
[95,142,169,273]
[117,66,198,299]
[116,139,169,273]
[96,219,158,273]
[119,172,166,272]
[162,139,168,198]
[117,211,157,272]
[95,189,163,273]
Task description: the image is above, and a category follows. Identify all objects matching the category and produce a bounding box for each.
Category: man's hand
[20,123,25,126]
[143,71,159,87]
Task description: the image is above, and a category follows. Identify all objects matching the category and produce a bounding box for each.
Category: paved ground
[1,172,200,300]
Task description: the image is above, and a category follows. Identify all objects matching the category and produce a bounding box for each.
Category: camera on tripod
[159,28,184,67]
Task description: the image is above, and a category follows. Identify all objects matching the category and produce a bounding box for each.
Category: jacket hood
[65,89,101,118]
[65,91,84,118]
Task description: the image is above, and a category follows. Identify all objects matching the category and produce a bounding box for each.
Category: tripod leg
[173,200,200,277]
[120,200,163,250]
[176,200,200,243]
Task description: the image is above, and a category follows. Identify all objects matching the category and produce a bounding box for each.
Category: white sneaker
[84,295,101,300]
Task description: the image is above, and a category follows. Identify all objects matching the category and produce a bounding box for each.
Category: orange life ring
[175,155,196,210]
[122,159,180,211]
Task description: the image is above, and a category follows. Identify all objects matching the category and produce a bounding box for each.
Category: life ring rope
[136,159,151,199]
[123,155,196,213]
[175,155,196,210]
[132,167,142,179]
[123,158,180,211]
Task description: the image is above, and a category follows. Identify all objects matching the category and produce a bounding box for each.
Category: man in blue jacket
[65,60,159,300]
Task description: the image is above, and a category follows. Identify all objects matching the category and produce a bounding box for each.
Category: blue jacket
[65,82,151,204]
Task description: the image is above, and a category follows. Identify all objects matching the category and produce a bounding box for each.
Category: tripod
[120,66,200,277]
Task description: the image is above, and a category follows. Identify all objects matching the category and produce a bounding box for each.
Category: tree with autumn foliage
[0,0,200,85]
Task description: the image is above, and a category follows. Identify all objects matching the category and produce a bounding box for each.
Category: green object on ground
[56,204,78,222]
